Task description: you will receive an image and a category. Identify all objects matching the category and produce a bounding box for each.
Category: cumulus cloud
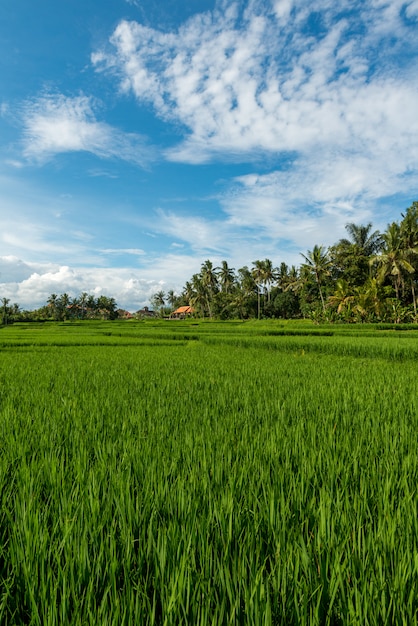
[0,255,203,312]
[21,93,154,166]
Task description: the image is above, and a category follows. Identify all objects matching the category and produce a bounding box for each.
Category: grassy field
[0,319,417,625]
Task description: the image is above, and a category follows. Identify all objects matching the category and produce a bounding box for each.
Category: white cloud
[93,1,418,162]
[100,248,146,255]
[406,0,418,18]
[153,208,230,253]
[21,93,153,166]
[90,0,418,263]
[0,255,200,312]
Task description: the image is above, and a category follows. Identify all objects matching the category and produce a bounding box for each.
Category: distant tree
[263,258,277,303]
[96,295,118,320]
[400,202,418,318]
[151,290,166,317]
[217,260,236,294]
[1,297,10,325]
[47,293,59,320]
[57,293,71,321]
[189,274,208,317]
[200,260,219,318]
[166,289,177,310]
[328,279,356,320]
[339,222,383,257]
[330,222,383,286]
[252,260,265,319]
[300,245,332,315]
[370,222,414,300]
[79,292,89,319]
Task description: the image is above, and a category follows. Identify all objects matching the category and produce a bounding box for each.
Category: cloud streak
[22,93,154,166]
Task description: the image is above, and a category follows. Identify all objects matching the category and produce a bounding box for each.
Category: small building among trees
[170,305,194,319]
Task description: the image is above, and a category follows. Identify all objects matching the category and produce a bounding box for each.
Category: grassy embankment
[0,319,417,624]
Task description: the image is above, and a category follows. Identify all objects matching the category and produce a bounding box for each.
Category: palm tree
[328,279,355,319]
[238,266,257,295]
[400,203,418,318]
[182,281,194,305]
[1,297,10,325]
[47,293,59,320]
[166,289,177,311]
[370,222,414,300]
[339,222,383,257]
[282,266,302,294]
[86,295,97,317]
[300,245,332,315]
[97,295,117,319]
[252,260,265,319]
[190,273,208,317]
[217,260,236,294]
[200,260,218,318]
[262,258,277,303]
[354,278,388,322]
[10,303,20,321]
[58,293,71,320]
[152,290,166,317]
[79,292,89,319]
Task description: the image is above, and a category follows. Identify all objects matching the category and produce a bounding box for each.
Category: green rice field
[0,319,417,624]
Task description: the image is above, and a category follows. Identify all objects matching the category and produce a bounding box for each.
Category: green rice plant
[0,321,417,624]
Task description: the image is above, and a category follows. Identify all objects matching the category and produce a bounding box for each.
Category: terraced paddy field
[0,319,417,624]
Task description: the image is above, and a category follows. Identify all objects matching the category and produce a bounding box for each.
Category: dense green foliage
[166,201,418,322]
[3,202,418,325]
[0,320,417,624]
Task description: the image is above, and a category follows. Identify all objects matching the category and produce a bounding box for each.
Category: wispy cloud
[100,248,146,255]
[93,0,418,162]
[92,0,418,258]
[154,208,231,253]
[21,93,154,166]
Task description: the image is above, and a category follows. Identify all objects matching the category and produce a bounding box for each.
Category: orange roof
[173,306,193,314]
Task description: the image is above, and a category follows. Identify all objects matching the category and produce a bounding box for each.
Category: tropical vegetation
[154,201,418,323]
[2,201,418,325]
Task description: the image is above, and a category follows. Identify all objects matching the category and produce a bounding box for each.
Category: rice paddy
[0,320,417,624]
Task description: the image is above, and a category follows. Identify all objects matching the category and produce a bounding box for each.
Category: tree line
[0,292,120,323]
[152,201,418,323]
[2,201,418,325]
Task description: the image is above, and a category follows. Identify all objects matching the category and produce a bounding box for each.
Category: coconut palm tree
[58,293,71,321]
[151,290,166,317]
[339,222,383,257]
[190,274,208,317]
[370,222,414,300]
[47,293,59,320]
[217,260,236,294]
[262,258,277,303]
[79,292,89,319]
[328,279,355,319]
[167,289,177,311]
[251,260,266,319]
[1,297,10,325]
[300,245,332,315]
[400,203,418,318]
[200,260,219,318]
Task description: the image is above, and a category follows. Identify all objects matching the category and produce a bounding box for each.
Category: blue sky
[1,0,418,311]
